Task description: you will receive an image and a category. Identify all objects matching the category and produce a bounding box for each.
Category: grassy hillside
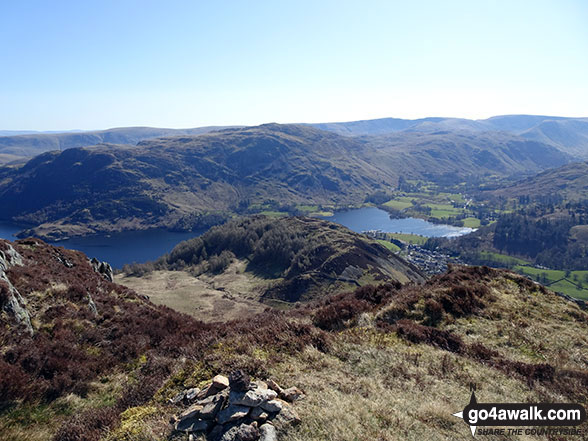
[120,216,426,303]
[0,126,239,164]
[1,237,586,441]
[365,131,571,182]
[489,161,588,200]
[0,123,572,241]
[0,124,396,240]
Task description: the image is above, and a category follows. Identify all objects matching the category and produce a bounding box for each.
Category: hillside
[0,123,573,241]
[0,124,395,240]
[119,216,426,307]
[0,126,238,165]
[1,237,587,440]
[489,161,588,200]
[364,130,571,182]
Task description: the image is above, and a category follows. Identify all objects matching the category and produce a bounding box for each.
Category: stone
[213,374,230,390]
[185,387,200,401]
[179,403,203,420]
[281,386,304,402]
[259,423,277,441]
[216,404,250,424]
[251,379,268,390]
[250,406,269,422]
[196,382,223,400]
[259,399,283,413]
[235,422,260,441]
[220,426,240,441]
[229,370,250,392]
[266,379,284,395]
[230,388,277,407]
[272,402,301,429]
[175,416,211,433]
[199,391,227,420]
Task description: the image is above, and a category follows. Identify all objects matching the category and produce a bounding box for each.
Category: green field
[478,251,530,267]
[462,217,481,228]
[512,265,588,300]
[383,199,413,210]
[387,233,428,245]
[376,240,401,252]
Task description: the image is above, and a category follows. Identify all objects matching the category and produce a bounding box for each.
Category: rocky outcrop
[171,371,302,441]
[0,243,33,335]
[89,257,114,282]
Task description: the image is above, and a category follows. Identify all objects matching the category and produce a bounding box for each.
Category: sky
[1,0,587,130]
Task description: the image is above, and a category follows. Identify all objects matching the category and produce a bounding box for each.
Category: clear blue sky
[1,0,587,130]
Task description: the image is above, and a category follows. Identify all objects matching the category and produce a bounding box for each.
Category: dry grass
[273,331,580,441]
[115,260,269,322]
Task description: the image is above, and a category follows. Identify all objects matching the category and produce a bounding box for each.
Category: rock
[175,416,211,433]
[251,380,268,390]
[230,388,277,407]
[235,422,260,441]
[185,387,200,401]
[260,399,283,413]
[0,246,33,335]
[266,379,283,395]
[250,406,269,422]
[199,391,227,420]
[272,402,301,429]
[216,404,250,424]
[179,403,203,420]
[196,383,216,399]
[259,423,277,441]
[281,386,304,402]
[229,370,250,392]
[168,390,184,404]
[220,426,240,441]
[89,257,113,282]
[213,374,230,390]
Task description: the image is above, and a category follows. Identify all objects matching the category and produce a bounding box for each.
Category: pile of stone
[170,370,303,441]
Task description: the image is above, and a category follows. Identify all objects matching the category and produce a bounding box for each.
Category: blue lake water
[0,207,472,269]
[0,222,202,269]
[320,206,474,238]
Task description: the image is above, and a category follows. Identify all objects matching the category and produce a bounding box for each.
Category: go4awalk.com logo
[452,385,586,437]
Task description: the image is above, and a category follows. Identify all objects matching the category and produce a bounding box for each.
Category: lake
[0,207,472,269]
[0,222,202,269]
[320,206,474,237]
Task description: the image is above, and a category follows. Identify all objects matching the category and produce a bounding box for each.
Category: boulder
[229,370,250,392]
[259,423,277,441]
[250,406,269,422]
[179,404,203,420]
[281,386,305,402]
[266,379,284,395]
[235,422,260,441]
[199,391,227,420]
[216,404,250,425]
[185,387,200,401]
[260,399,283,413]
[175,416,212,433]
[272,402,301,429]
[213,374,230,390]
[230,388,277,407]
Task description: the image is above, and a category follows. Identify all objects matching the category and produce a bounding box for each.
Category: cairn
[170,370,304,441]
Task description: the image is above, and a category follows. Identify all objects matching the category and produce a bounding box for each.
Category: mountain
[313,115,588,160]
[363,130,571,182]
[0,124,574,240]
[119,216,426,306]
[310,117,489,136]
[489,161,588,200]
[1,236,586,440]
[0,125,239,164]
[0,124,396,240]
[519,119,588,159]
